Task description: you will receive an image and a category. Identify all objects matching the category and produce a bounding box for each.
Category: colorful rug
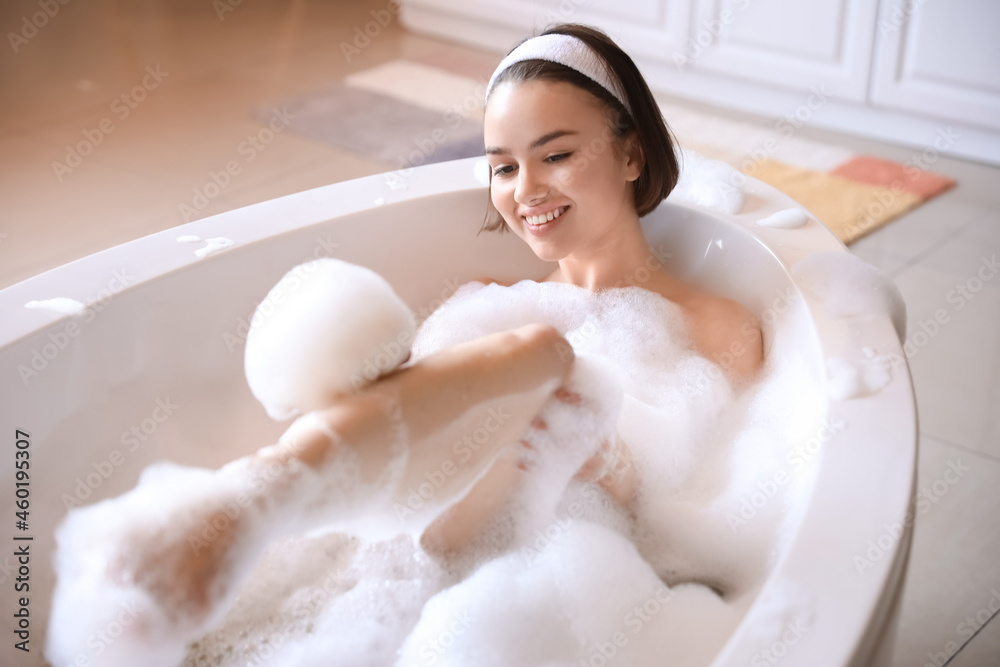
[261,54,956,245]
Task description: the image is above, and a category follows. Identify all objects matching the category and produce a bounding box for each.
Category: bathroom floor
[1,0,998,664]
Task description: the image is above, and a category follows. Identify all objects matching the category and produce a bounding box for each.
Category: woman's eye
[547,152,571,163]
[492,165,514,177]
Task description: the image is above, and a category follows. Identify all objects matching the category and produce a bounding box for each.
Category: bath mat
[658,103,956,244]
[261,55,955,245]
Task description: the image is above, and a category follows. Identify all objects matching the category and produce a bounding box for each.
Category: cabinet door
[685,0,878,102]
[870,0,1000,132]
[401,0,692,67]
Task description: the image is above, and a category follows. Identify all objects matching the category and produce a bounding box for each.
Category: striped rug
[260,53,955,245]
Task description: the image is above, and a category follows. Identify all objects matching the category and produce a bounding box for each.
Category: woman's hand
[573,433,638,508]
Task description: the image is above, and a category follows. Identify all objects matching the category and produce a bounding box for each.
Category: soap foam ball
[244,258,416,421]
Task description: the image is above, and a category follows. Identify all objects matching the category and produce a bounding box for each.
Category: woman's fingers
[554,386,582,405]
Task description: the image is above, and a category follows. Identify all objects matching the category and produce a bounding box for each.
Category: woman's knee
[510,322,575,374]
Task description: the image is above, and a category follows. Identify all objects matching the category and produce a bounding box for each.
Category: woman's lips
[522,206,568,236]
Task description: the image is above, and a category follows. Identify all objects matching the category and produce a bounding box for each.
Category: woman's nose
[515,166,547,205]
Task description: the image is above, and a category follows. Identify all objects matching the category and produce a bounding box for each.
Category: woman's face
[484,79,642,263]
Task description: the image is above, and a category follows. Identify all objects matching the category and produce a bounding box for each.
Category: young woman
[47,23,763,664]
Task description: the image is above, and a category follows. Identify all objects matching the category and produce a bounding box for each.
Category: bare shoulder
[680,292,764,383]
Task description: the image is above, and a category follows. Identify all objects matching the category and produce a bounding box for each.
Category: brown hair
[480,23,680,234]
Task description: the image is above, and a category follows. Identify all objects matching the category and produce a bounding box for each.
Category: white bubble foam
[825,351,893,400]
[757,208,809,229]
[24,297,86,315]
[194,237,236,258]
[791,251,907,343]
[49,277,826,666]
[669,148,746,215]
[244,258,416,421]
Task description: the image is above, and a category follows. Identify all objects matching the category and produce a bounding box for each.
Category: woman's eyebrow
[485,130,578,156]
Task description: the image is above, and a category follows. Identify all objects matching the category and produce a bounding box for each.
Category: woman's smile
[523,205,570,234]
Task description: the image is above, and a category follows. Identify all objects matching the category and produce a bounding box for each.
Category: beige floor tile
[891,256,1000,460]
[890,435,1000,667]
[847,239,911,276]
[851,196,988,275]
[946,609,1000,667]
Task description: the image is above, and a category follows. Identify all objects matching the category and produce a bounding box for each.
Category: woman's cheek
[490,183,510,214]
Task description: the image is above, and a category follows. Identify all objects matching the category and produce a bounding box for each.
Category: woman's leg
[49,322,578,662]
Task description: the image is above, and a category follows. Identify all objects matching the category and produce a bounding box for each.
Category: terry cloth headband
[485,33,632,116]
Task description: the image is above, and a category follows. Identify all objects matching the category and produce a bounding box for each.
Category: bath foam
[47,462,269,667]
[791,251,907,343]
[185,535,451,667]
[825,348,894,401]
[756,208,809,229]
[47,429,410,667]
[397,521,744,667]
[499,352,626,546]
[176,279,817,666]
[670,148,746,215]
[24,296,87,315]
[194,237,236,258]
[244,258,416,421]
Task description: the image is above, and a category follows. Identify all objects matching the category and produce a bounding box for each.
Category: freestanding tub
[0,156,916,666]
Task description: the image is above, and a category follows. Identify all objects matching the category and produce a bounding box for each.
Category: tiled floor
[1,0,998,664]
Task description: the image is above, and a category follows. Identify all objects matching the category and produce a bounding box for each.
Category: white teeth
[525,207,565,226]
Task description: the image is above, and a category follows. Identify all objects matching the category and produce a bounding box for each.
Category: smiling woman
[481,24,762,383]
[44,23,780,667]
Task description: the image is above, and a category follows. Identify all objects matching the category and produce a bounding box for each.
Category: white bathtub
[0,157,916,666]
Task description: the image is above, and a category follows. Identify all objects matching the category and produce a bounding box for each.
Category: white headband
[485,33,632,116]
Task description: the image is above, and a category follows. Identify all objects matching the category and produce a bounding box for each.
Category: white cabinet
[688,0,879,103]
[400,0,1000,164]
[870,0,1000,133]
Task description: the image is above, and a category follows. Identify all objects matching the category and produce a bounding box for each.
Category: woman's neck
[544,217,675,293]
